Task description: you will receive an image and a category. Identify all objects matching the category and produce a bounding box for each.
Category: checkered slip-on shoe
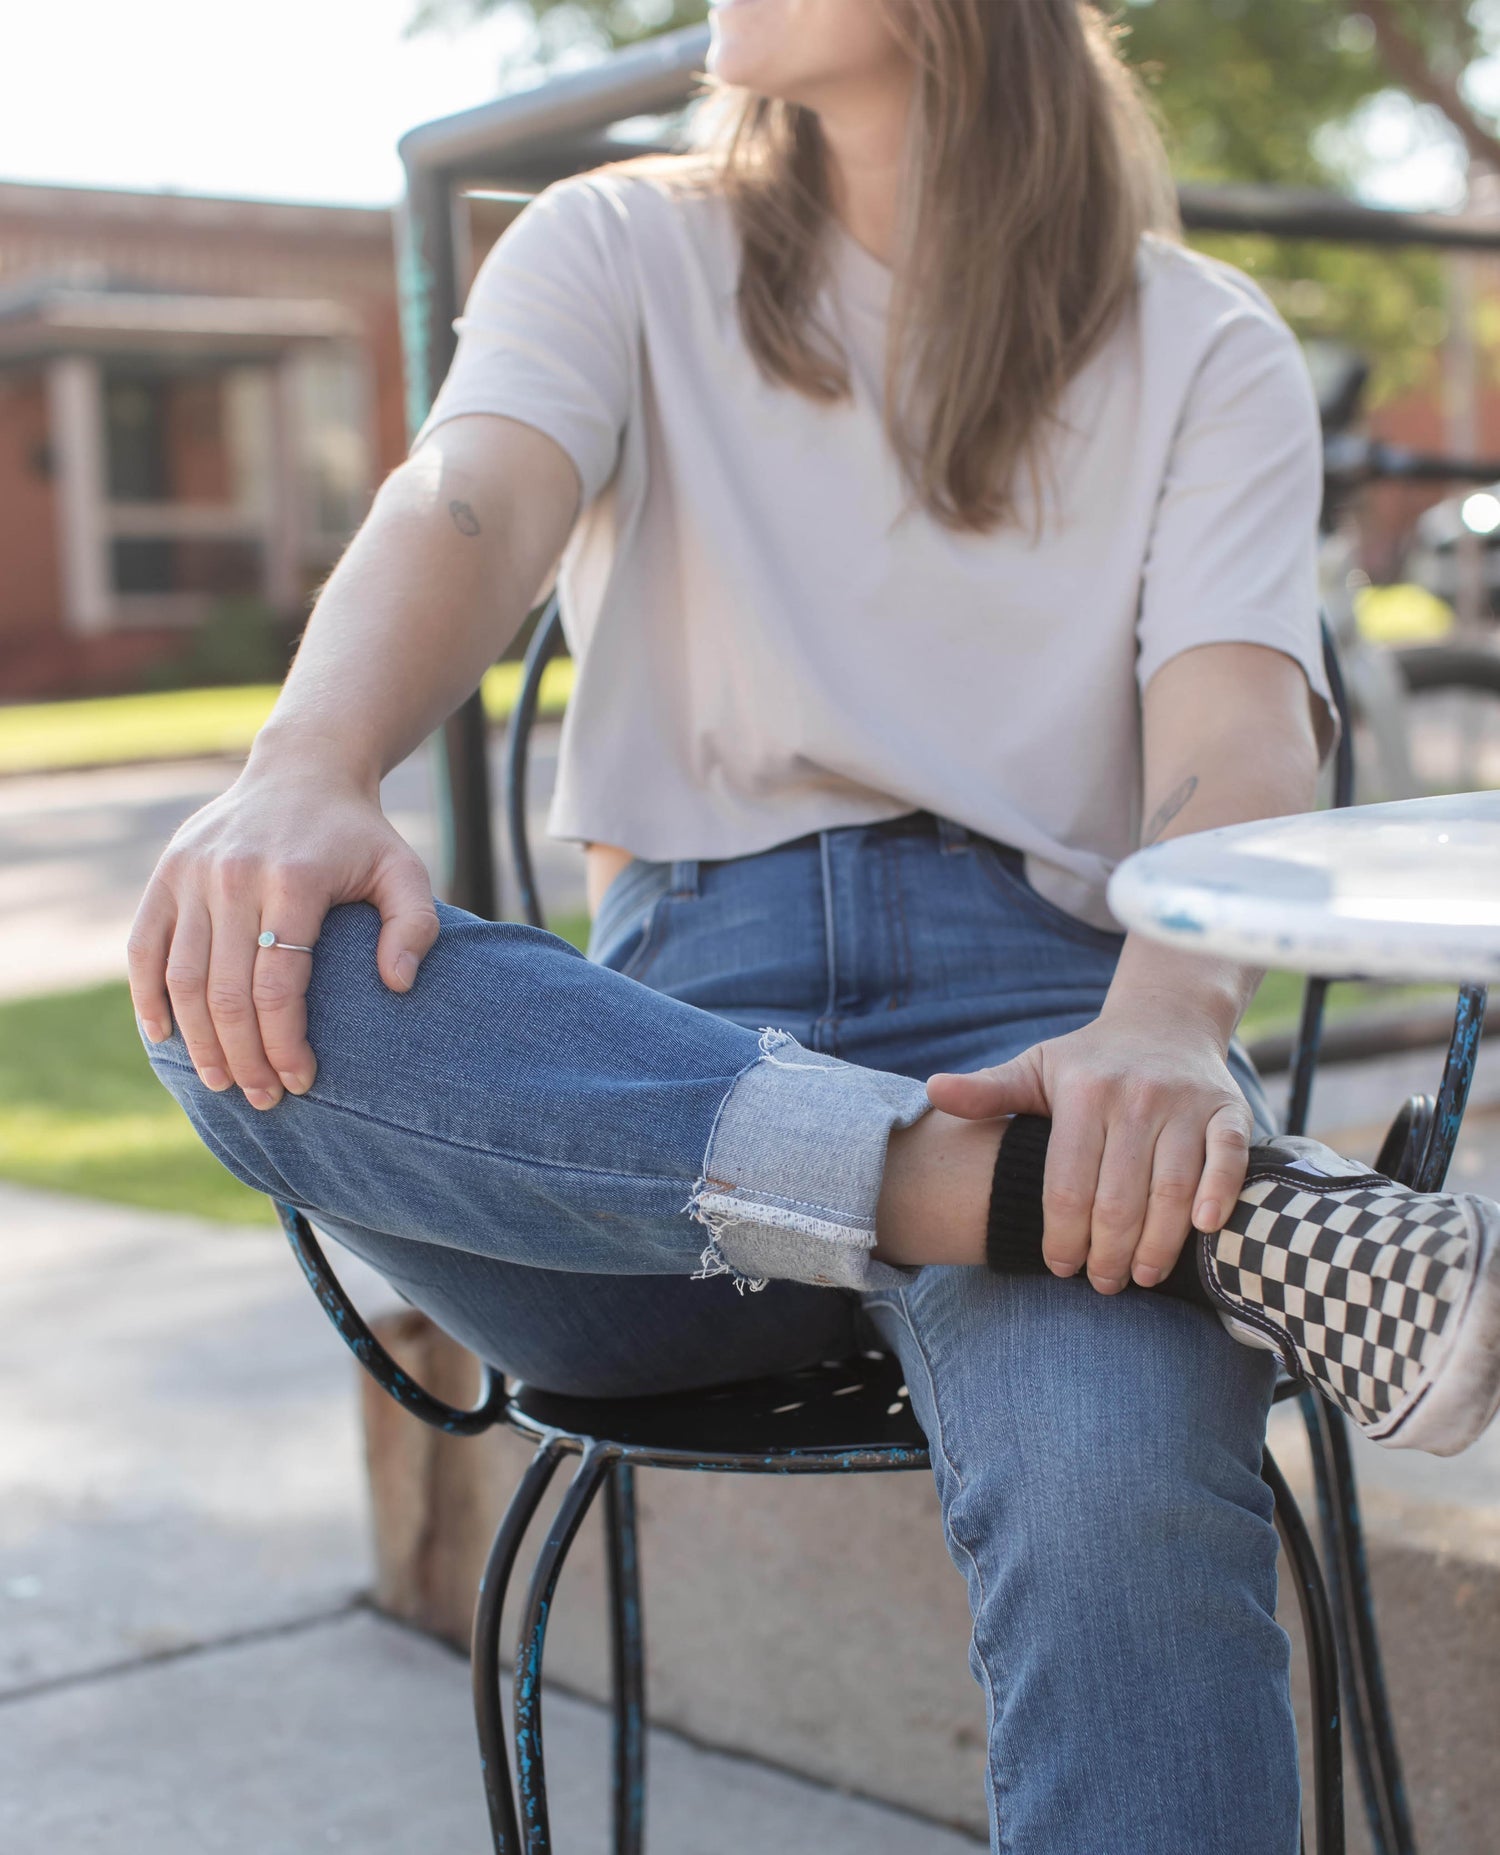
[1197,1133,1500,1456]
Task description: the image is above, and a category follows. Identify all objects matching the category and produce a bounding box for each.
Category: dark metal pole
[1180,183,1500,253]
[396,158,500,920]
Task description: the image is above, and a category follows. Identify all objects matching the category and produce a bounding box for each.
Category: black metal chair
[274,600,1486,1855]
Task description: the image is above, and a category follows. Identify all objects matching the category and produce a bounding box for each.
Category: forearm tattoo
[449,500,481,537]
[1143,774,1197,846]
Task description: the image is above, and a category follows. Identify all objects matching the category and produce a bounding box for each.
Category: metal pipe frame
[514,1445,615,1852]
[473,1442,567,1854]
[502,594,567,932]
[1414,985,1489,1194]
[276,1200,509,1434]
[1266,1446,1347,1855]
[1299,1392,1412,1855]
[604,1464,647,1855]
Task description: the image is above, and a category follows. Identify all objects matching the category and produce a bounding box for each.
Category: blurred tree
[409,0,1500,402]
[1122,0,1500,402]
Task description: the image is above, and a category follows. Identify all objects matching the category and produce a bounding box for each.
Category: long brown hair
[605,2,1178,536]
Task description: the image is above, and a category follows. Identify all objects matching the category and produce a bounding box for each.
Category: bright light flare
[1461,492,1500,536]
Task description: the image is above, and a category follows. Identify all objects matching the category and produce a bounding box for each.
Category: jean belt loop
[934,814,973,855]
[670,858,701,897]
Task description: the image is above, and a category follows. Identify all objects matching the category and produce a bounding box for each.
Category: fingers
[1041,1098,1249,1297]
[164,900,233,1092]
[252,888,326,1096]
[1039,1097,1106,1282]
[926,1071,1008,1118]
[367,850,440,993]
[1191,1103,1252,1237]
[1130,1124,1207,1288]
[127,885,177,1044]
[927,1050,1048,1122]
[1084,1115,1161,1294]
[158,872,327,1110]
[203,879,288,1109]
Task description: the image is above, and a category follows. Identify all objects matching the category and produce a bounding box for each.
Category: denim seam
[867,1288,1012,1853]
[815,830,839,1050]
[619,891,679,985]
[884,837,914,1011]
[148,1054,706,1190]
[699,1188,874,1226]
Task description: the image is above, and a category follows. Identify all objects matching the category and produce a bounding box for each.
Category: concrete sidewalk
[0,1181,980,1853]
[0,726,583,1002]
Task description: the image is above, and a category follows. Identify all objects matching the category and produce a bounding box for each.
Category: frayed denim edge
[681,1027,928,1297]
[681,1028,808,1295]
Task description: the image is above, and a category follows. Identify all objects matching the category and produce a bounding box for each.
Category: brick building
[0,180,409,698]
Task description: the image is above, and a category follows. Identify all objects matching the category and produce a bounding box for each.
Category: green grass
[0,908,592,1225]
[0,939,1448,1226]
[0,659,576,777]
[0,980,279,1222]
[1236,968,1449,1041]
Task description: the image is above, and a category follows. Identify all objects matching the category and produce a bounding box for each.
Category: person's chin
[707,0,775,78]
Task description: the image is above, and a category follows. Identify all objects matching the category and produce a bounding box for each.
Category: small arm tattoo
[1143,774,1198,846]
[449,500,481,537]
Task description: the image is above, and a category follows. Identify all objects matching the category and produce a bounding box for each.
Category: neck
[815,79,912,270]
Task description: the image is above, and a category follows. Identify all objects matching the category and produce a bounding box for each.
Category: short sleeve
[1135,295,1341,769]
[408,176,637,510]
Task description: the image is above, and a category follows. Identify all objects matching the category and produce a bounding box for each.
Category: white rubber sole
[1369,1195,1500,1456]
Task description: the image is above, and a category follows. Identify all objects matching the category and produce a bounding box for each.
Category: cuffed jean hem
[683,1026,936,1294]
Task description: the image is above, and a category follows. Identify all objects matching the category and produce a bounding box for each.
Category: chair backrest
[498,597,1356,1137]
[503,592,569,932]
[1280,611,1357,1137]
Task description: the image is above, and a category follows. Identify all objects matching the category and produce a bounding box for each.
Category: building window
[110,536,264,596]
[290,345,373,551]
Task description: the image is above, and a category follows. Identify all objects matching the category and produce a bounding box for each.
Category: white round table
[1104,790,1500,984]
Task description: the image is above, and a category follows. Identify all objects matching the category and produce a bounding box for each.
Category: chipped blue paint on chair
[275,600,1485,1855]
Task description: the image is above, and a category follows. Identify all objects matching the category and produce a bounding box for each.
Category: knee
[131,899,395,1197]
[926,1278,1281,1615]
[989,1426,1278,1620]
[136,1009,291,1203]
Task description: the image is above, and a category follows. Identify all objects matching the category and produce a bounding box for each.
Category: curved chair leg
[1300,1393,1415,1855]
[473,1441,567,1855]
[515,1444,615,1854]
[1413,984,1487,1195]
[1265,1446,1345,1855]
[604,1462,646,1855]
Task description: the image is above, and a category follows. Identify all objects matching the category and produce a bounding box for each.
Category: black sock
[985,1113,1216,1313]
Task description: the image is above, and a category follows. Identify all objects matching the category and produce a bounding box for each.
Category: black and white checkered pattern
[1202,1154,1476,1430]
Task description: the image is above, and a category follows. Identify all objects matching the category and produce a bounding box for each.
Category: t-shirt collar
[826,215,894,318]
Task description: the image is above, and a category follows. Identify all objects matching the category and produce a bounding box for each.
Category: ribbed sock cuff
[984,1113,1052,1274]
[985,1112,1214,1313]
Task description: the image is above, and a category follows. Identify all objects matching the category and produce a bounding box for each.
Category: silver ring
[257,930,316,954]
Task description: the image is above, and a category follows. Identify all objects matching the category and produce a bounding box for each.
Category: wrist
[245,720,383,796]
[1102,935,1254,1049]
[1100,985,1239,1050]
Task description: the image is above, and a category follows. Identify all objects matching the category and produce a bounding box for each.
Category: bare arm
[249,414,582,787]
[1102,639,1323,1041]
[927,640,1323,1293]
[128,413,583,1109]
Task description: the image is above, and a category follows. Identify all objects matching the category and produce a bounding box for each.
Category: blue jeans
[140,808,1297,1854]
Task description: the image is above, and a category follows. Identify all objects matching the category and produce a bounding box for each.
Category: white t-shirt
[411,166,1340,936]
